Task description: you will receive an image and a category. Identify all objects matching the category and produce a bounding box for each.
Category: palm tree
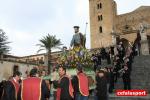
[37,34,62,73]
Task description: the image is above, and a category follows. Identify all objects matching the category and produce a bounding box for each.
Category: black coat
[96,76,108,100]
[1,81,17,100]
[71,75,79,98]
[122,69,131,82]
[0,81,7,99]
[53,77,72,100]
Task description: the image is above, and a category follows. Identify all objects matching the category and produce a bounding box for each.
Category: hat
[73,26,80,29]
[98,69,105,73]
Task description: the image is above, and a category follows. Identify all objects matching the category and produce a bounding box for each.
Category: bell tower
[89,0,117,48]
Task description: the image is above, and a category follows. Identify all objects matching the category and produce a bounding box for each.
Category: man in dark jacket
[72,65,89,100]
[53,66,74,100]
[95,69,108,100]
[108,68,115,93]
[1,71,21,100]
[122,66,131,90]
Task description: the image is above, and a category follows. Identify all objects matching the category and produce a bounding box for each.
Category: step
[88,94,150,100]
[109,93,150,100]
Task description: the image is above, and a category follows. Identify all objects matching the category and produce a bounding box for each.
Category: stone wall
[0,61,35,82]
[89,0,116,48]
[89,0,150,49]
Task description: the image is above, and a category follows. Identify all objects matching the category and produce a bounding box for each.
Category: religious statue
[140,23,145,33]
[69,26,86,61]
[58,26,92,68]
[70,26,86,49]
[139,23,147,41]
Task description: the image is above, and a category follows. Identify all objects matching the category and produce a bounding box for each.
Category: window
[97,4,100,9]
[100,15,103,20]
[37,57,39,61]
[97,3,102,9]
[98,15,100,21]
[98,15,103,21]
[100,3,102,8]
[125,25,129,29]
[13,65,19,74]
[99,26,103,33]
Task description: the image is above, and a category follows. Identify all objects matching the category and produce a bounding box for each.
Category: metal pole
[85,22,88,34]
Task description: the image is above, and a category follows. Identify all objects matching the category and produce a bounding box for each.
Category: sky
[0,0,150,56]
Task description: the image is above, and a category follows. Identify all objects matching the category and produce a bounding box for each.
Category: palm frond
[37,34,62,53]
[37,48,45,53]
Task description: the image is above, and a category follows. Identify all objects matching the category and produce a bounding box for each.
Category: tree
[0,29,10,59]
[37,34,62,73]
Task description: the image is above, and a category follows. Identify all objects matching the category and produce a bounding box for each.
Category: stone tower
[89,0,117,48]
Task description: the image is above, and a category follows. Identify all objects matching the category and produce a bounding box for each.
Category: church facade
[89,0,150,54]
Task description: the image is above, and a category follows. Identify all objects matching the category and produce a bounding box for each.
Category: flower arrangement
[57,47,94,70]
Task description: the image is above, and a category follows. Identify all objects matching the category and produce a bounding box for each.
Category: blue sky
[0,0,150,56]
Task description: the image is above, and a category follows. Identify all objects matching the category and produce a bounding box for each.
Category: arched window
[99,26,103,33]
[97,3,102,9]
[97,4,100,9]
[100,3,102,8]
[98,15,103,21]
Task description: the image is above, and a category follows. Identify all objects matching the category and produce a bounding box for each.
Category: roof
[134,6,150,12]
[19,50,62,58]
[3,54,20,58]
[118,6,150,16]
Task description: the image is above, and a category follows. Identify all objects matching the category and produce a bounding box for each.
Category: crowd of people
[0,41,137,100]
[91,41,136,93]
[0,25,137,100]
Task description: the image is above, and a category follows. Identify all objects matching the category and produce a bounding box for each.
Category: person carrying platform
[53,66,74,100]
[1,71,21,100]
[17,68,50,100]
[72,65,89,100]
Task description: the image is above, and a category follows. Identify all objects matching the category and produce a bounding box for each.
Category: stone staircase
[111,55,150,100]
[109,94,150,100]
[114,56,150,91]
[91,55,150,99]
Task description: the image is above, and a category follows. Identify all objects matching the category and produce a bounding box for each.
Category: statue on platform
[70,26,86,59]
[58,26,92,68]
[70,26,86,49]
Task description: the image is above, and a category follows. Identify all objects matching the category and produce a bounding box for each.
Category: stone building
[0,51,62,81]
[89,0,150,54]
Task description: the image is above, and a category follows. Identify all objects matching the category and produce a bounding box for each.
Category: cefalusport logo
[116,90,147,96]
